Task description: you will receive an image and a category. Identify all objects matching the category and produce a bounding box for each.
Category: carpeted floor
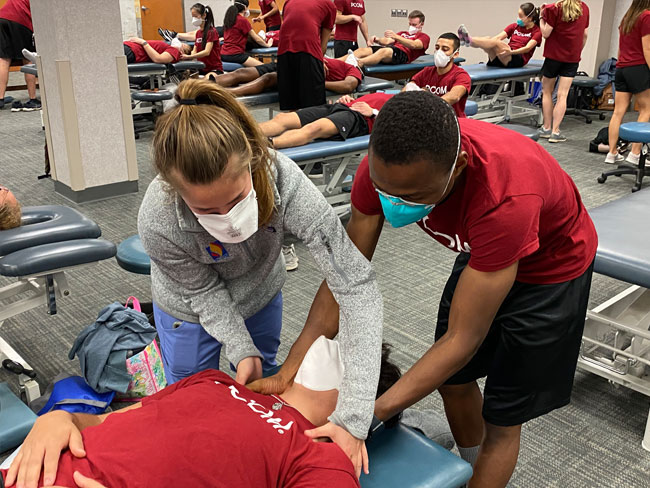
[1,76,649,486]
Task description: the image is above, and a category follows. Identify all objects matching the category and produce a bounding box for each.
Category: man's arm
[256,1,279,22]
[374,261,518,421]
[177,30,198,42]
[336,10,361,25]
[441,85,468,106]
[509,39,538,55]
[325,75,360,93]
[360,15,370,45]
[321,27,333,54]
[387,31,423,50]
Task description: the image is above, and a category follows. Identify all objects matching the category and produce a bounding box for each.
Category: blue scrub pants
[153,292,283,384]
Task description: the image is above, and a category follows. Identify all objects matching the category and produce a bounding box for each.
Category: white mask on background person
[191,16,203,27]
[170,37,182,49]
[434,49,457,68]
[244,9,251,17]
[408,24,419,35]
[192,167,259,244]
[294,336,345,391]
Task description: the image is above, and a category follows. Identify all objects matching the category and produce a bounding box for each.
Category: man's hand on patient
[44,471,107,488]
[235,356,263,385]
[349,101,373,117]
[247,370,292,395]
[6,411,86,488]
[304,422,369,479]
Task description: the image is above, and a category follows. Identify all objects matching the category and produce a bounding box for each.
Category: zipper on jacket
[318,230,349,283]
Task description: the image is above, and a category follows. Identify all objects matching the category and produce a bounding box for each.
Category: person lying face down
[123,37,192,64]
[2,340,402,488]
[260,91,393,149]
[206,57,364,97]
[0,186,21,231]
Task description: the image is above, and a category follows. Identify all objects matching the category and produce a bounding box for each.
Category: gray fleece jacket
[138,150,383,439]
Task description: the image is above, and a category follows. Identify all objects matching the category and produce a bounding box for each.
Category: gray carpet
[1,77,649,486]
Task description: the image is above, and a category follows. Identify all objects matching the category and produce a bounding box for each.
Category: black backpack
[589,126,629,154]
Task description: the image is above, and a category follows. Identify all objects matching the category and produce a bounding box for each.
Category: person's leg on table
[243,292,283,371]
[228,72,277,96]
[272,117,339,148]
[540,76,556,137]
[548,76,574,141]
[208,67,260,87]
[357,47,393,68]
[242,56,263,67]
[607,90,632,163]
[260,111,302,137]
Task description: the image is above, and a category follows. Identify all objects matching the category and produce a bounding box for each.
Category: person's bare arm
[185,41,214,59]
[540,19,553,38]
[493,31,509,41]
[177,30,198,41]
[582,28,589,49]
[321,27,333,54]
[374,262,518,421]
[325,75,360,93]
[360,15,370,45]
[336,11,362,25]
[510,39,538,55]
[441,85,468,106]
[386,31,422,50]
[249,28,272,47]
[643,34,650,69]
[248,206,384,392]
[255,1,279,22]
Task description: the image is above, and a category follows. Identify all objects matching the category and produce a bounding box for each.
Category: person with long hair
[458,3,542,68]
[180,3,223,75]
[538,0,590,142]
[222,0,272,67]
[135,79,381,476]
[605,0,650,164]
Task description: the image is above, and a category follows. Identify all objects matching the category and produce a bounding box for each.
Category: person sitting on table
[208,57,363,97]
[179,3,224,75]
[2,340,402,488]
[0,185,21,231]
[221,0,272,67]
[457,2,542,68]
[341,10,430,69]
[260,92,392,149]
[403,32,472,118]
[123,37,191,64]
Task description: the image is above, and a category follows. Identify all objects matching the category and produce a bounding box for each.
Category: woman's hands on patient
[6,411,86,488]
[44,471,107,488]
[305,422,369,479]
[235,356,263,385]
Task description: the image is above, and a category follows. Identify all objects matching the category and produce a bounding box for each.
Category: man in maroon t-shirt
[343,10,430,68]
[262,91,597,487]
[261,92,392,148]
[122,38,191,64]
[408,32,471,118]
[333,0,370,58]
[2,340,402,488]
[253,0,282,32]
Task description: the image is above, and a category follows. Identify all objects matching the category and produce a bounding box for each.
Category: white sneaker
[344,52,359,68]
[282,244,299,271]
[21,48,37,63]
[626,152,641,165]
[258,30,266,41]
[604,152,624,164]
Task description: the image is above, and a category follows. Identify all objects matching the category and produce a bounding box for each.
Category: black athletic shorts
[222,52,250,65]
[255,62,277,76]
[487,54,524,69]
[123,44,136,64]
[0,18,34,60]
[278,51,326,110]
[542,57,579,78]
[334,39,359,58]
[371,45,408,65]
[296,103,369,140]
[267,24,281,32]
[435,252,594,427]
[615,65,650,94]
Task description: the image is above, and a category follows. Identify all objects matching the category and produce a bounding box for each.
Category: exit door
[140,0,185,41]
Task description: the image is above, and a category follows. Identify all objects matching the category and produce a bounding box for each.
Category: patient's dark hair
[370,91,459,171]
[438,32,460,52]
[377,343,402,428]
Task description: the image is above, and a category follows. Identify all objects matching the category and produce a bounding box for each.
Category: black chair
[567,73,606,124]
[598,122,650,192]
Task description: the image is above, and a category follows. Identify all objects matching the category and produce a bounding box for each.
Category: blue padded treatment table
[116,234,151,275]
[465,100,478,117]
[20,64,38,76]
[361,424,472,488]
[279,135,370,163]
[364,55,465,81]
[127,60,205,75]
[0,382,37,452]
[223,61,245,72]
[249,40,335,60]
[237,76,395,108]
[465,59,543,84]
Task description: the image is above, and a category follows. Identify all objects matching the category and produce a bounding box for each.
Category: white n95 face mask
[408,25,419,35]
[434,49,457,68]
[191,16,203,27]
[294,336,345,391]
[192,169,259,244]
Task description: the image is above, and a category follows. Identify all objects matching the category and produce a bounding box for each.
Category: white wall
[119,0,140,38]
[183,0,232,31]
[362,0,609,75]
[609,0,633,58]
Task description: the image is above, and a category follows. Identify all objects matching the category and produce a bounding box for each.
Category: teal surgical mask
[516,18,525,27]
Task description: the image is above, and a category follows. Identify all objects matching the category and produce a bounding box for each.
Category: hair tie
[179,98,198,105]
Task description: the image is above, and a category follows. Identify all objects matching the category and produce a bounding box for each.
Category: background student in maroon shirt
[606,0,650,165]
[277,0,336,110]
[253,0,282,32]
[0,0,37,111]
[3,343,402,488]
[409,32,472,118]
[538,0,589,143]
[275,92,597,487]
[333,0,370,58]
[344,10,430,68]
[457,2,542,68]
[180,3,223,75]
[221,0,271,67]
[260,92,392,148]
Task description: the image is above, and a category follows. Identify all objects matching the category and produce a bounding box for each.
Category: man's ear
[455,151,469,176]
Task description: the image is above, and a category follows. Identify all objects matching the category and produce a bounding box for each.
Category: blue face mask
[516,18,525,27]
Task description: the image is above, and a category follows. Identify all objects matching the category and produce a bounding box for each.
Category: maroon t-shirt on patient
[123,40,181,63]
[351,118,597,284]
[1,370,359,487]
[393,31,430,63]
[325,57,364,83]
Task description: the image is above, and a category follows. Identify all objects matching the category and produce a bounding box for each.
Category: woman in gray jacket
[138,79,382,476]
